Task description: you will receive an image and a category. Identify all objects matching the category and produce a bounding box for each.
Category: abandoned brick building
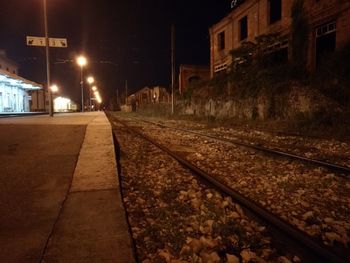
[209,0,350,76]
[178,64,210,94]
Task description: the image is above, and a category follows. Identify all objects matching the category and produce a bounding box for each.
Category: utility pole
[171,24,175,115]
[116,88,119,108]
[43,0,53,116]
[125,79,128,105]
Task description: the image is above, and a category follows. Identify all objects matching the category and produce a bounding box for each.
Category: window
[218,31,225,50]
[269,0,282,24]
[316,21,336,66]
[188,76,200,83]
[239,16,248,41]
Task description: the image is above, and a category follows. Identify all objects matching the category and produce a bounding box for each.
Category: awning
[0,69,42,90]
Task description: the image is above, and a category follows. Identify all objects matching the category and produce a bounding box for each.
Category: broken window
[218,31,225,50]
[269,0,282,24]
[239,16,248,41]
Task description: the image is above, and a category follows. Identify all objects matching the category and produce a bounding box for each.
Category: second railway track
[127,115,350,176]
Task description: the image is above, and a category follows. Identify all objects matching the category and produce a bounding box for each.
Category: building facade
[0,51,42,112]
[54,96,78,112]
[126,86,171,111]
[178,64,210,93]
[209,0,350,76]
[29,89,49,112]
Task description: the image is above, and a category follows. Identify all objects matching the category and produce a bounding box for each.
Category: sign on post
[26,36,68,48]
[49,38,68,47]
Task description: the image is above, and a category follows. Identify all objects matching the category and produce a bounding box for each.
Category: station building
[209,0,350,76]
[54,96,78,112]
[0,50,42,112]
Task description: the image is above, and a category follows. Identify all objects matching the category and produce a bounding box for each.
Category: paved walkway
[0,112,134,262]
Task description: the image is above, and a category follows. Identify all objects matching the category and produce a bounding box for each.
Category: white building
[0,50,42,112]
[54,96,78,112]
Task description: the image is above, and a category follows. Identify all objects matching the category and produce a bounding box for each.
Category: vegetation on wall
[313,43,350,107]
[228,34,296,99]
[174,0,349,123]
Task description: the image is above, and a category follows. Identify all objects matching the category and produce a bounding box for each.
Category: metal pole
[116,88,119,108]
[80,67,84,112]
[125,79,128,105]
[89,85,91,111]
[43,0,53,116]
[171,24,175,115]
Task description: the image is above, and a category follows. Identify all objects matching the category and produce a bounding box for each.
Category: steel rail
[111,116,347,263]
[128,117,350,175]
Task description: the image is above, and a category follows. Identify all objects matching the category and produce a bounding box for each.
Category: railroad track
[125,115,350,176]
[108,113,348,263]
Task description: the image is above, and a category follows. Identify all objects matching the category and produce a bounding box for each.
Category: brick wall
[210,0,350,75]
[179,65,210,93]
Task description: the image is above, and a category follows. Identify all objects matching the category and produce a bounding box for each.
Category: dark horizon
[0,0,232,104]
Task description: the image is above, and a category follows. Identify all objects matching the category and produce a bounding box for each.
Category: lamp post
[87,76,94,111]
[76,56,87,112]
[43,0,53,116]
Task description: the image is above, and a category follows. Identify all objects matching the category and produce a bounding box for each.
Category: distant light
[87,76,94,84]
[93,90,102,104]
[76,56,87,67]
[92,86,97,91]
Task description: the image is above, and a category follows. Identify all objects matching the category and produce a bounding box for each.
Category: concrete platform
[0,112,134,262]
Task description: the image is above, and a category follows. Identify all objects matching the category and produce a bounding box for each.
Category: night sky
[0,0,231,104]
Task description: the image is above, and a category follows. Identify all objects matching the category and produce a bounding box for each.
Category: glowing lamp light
[93,90,102,104]
[92,86,97,91]
[87,76,94,84]
[76,56,87,67]
[50,84,59,93]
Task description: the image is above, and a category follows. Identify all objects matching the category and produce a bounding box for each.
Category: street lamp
[76,55,87,112]
[87,76,94,111]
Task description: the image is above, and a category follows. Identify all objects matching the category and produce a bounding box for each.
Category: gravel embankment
[113,122,297,263]
[117,115,350,253]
